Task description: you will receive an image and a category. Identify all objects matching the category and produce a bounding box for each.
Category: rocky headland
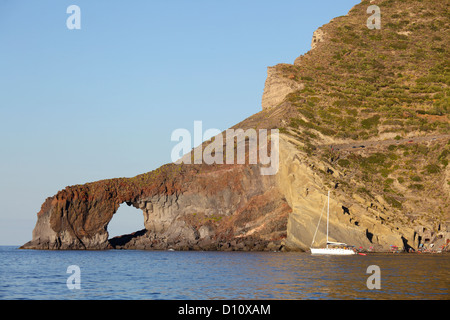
[22,0,449,252]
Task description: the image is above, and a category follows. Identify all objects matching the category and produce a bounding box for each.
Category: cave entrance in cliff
[107,203,145,239]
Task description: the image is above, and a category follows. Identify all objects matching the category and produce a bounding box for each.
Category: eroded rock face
[21,163,290,251]
[311,28,325,50]
[261,26,326,111]
[261,65,304,111]
[276,137,415,252]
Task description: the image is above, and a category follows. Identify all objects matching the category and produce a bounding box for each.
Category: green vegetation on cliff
[248,0,450,233]
[280,0,449,141]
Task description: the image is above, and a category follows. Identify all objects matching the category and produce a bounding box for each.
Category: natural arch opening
[107,203,145,240]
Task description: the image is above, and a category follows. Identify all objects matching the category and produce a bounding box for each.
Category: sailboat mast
[326,191,329,248]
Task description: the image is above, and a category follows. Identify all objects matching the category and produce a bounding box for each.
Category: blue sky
[0,0,359,245]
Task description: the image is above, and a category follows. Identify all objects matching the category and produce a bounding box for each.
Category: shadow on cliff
[401,236,415,253]
[108,229,147,249]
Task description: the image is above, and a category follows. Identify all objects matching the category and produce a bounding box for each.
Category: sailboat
[310,191,356,255]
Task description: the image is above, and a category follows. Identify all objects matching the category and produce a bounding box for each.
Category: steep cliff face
[261,66,304,111]
[310,28,325,51]
[23,0,450,252]
[277,136,416,251]
[259,0,450,251]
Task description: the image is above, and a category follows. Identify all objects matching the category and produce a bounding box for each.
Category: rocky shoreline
[107,230,286,252]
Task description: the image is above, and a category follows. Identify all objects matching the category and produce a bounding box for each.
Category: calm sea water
[0,246,448,300]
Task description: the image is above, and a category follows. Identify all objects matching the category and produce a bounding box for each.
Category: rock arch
[21,163,290,251]
[106,202,145,240]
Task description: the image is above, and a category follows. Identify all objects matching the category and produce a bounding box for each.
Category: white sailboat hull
[310,191,356,256]
[310,247,356,255]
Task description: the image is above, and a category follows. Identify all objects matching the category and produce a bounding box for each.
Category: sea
[0,246,448,300]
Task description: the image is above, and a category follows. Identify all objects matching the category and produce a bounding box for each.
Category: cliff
[22,0,450,252]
